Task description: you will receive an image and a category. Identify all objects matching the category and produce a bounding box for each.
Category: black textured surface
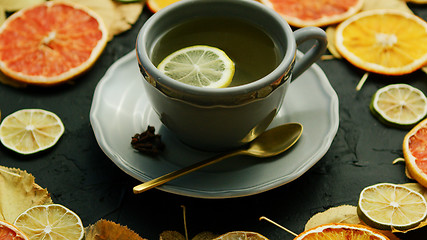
[1,4,427,240]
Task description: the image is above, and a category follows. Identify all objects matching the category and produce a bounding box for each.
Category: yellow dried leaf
[160,231,186,240]
[0,0,45,12]
[305,205,400,240]
[305,205,362,231]
[405,0,427,4]
[0,165,52,223]
[192,231,219,240]
[0,6,5,25]
[113,1,144,29]
[362,0,412,13]
[85,219,147,240]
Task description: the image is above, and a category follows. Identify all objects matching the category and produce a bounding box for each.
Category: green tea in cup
[150,16,281,87]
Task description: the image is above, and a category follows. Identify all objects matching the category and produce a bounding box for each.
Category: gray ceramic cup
[136,0,327,151]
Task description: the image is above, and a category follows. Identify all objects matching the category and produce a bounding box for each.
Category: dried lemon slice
[158,45,235,88]
[0,109,65,154]
[370,84,427,128]
[336,9,427,75]
[214,231,268,239]
[357,183,427,231]
[14,204,84,240]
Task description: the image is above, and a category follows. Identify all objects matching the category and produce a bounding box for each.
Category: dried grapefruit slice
[0,1,108,85]
[335,9,427,75]
[0,219,29,240]
[403,118,427,188]
[294,223,389,240]
[260,0,364,27]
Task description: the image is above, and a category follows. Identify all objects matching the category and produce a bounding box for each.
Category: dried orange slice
[403,118,427,188]
[146,0,181,13]
[260,0,364,27]
[335,9,427,75]
[0,1,108,85]
[294,223,390,240]
[0,219,29,240]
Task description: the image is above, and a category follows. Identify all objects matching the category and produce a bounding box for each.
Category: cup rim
[136,0,296,97]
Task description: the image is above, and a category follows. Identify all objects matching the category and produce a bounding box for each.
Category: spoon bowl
[133,122,303,194]
[245,122,303,157]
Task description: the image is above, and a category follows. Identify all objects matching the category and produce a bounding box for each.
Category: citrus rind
[14,204,84,240]
[260,0,364,28]
[0,109,65,155]
[157,45,235,88]
[403,118,427,188]
[357,183,427,231]
[294,223,389,240]
[0,1,108,85]
[370,84,427,128]
[335,9,427,75]
[0,219,30,240]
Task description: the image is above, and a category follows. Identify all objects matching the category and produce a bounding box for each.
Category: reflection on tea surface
[151,17,281,87]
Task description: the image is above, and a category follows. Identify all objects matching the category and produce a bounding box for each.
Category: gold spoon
[133,122,303,194]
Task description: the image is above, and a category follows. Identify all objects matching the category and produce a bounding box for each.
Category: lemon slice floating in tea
[0,109,65,155]
[370,84,427,128]
[357,183,427,231]
[335,9,427,75]
[14,204,84,240]
[157,45,235,88]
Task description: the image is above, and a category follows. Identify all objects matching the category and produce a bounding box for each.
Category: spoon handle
[133,149,243,194]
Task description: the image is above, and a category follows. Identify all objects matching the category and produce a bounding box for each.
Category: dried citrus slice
[0,109,65,155]
[295,223,389,240]
[214,231,268,240]
[0,1,108,85]
[157,45,235,88]
[0,219,29,240]
[357,183,427,231]
[260,0,364,27]
[146,0,181,13]
[370,84,427,128]
[14,204,84,240]
[403,118,427,188]
[335,9,427,75]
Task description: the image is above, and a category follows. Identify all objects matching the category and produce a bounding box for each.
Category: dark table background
[1,3,427,240]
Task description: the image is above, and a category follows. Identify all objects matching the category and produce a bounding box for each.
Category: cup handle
[292,27,328,80]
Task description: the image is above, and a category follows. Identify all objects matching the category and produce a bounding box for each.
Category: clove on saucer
[131,126,165,156]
